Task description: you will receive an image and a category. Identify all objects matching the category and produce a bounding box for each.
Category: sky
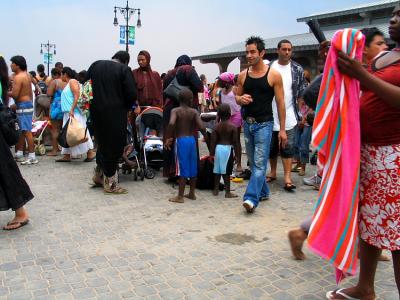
[2,0,375,80]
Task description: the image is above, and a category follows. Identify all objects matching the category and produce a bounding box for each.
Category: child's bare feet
[212,190,219,196]
[225,192,238,198]
[184,194,196,200]
[168,196,184,203]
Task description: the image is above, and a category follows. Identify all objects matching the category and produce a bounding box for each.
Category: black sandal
[284,183,296,191]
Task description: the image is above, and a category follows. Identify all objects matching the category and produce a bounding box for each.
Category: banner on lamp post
[119,26,135,45]
[43,53,53,64]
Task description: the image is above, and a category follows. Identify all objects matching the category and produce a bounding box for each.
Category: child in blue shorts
[210,104,240,198]
[165,89,207,203]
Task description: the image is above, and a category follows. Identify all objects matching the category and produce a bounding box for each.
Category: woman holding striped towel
[327,4,400,300]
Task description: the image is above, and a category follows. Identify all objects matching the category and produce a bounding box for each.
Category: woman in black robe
[0,56,33,230]
[87,51,137,194]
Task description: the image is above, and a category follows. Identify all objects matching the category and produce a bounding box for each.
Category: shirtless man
[10,56,38,165]
[210,104,240,198]
[165,89,207,203]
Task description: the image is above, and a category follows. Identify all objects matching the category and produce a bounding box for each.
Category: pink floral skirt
[359,143,400,251]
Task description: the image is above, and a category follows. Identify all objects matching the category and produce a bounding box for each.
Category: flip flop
[55,159,71,162]
[284,183,296,191]
[266,176,277,183]
[84,156,96,162]
[326,289,360,300]
[3,220,29,231]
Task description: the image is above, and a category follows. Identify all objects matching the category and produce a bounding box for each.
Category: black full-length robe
[87,60,137,177]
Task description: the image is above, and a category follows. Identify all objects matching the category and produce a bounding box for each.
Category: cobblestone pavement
[0,147,397,299]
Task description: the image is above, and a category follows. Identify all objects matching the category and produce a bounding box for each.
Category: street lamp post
[40,41,56,76]
[113,1,142,53]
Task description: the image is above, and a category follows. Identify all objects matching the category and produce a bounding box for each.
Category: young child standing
[210,104,240,198]
[165,89,207,203]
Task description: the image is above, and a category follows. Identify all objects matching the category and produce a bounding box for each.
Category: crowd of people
[0,4,399,298]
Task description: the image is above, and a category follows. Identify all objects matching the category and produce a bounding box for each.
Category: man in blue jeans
[235,36,287,213]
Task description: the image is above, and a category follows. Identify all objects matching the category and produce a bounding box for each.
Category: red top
[360,57,400,146]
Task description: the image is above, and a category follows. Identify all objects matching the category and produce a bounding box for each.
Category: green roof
[297,0,398,22]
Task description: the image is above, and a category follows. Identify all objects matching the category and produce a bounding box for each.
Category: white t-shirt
[271,61,297,131]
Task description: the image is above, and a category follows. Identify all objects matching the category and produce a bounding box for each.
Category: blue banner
[119,26,135,45]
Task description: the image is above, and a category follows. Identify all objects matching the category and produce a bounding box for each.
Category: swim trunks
[16,101,33,131]
[213,144,234,175]
[175,136,198,178]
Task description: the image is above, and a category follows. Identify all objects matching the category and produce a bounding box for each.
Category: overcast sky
[2,0,373,80]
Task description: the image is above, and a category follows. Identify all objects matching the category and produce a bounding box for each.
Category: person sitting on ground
[210,104,240,198]
[165,89,207,203]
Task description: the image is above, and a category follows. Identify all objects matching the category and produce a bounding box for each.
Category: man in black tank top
[235,36,287,213]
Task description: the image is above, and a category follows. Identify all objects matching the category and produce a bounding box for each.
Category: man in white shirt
[267,40,307,191]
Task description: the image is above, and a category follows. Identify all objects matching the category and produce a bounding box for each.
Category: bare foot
[169,196,184,203]
[212,190,219,196]
[225,192,238,198]
[288,229,307,260]
[378,253,391,261]
[327,287,375,300]
[46,151,58,156]
[184,194,196,200]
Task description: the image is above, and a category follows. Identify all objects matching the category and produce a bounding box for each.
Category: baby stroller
[31,120,50,156]
[135,107,163,176]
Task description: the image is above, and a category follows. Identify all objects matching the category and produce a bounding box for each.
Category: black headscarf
[175,55,192,68]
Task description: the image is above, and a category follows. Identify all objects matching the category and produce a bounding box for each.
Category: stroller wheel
[137,169,145,181]
[38,144,46,156]
[145,168,155,179]
[133,169,138,181]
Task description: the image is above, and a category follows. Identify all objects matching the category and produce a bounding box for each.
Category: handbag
[0,105,21,146]
[164,76,189,101]
[66,116,88,147]
[57,118,70,148]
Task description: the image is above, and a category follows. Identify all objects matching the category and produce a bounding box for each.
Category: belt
[16,108,34,114]
[244,116,272,124]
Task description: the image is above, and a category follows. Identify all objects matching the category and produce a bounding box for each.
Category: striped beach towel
[307,29,365,283]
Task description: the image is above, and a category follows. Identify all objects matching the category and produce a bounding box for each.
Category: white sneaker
[21,158,39,165]
[14,155,25,162]
[243,200,255,213]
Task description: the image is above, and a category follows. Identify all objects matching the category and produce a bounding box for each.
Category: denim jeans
[294,125,312,164]
[243,121,273,207]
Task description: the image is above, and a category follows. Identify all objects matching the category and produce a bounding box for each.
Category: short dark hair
[246,36,265,53]
[29,71,36,78]
[55,62,63,69]
[200,74,206,81]
[112,51,130,65]
[361,27,384,47]
[278,39,292,49]
[178,88,193,106]
[217,103,231,121]
[61,67,76,79]
[37,64,45,73]
[51,68,61,77]
[10,55,27,71]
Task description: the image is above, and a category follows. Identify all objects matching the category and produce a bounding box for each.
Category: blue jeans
[294,125,312,164]
[243,121,273,207]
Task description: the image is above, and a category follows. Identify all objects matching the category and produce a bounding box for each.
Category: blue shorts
[175,136,197,178]
[16,101,33,131]
[213,144,233,175]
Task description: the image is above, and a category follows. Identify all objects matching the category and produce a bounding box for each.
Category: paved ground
[0,145,398,299]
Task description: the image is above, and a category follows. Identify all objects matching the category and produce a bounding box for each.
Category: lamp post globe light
[40,41,56,76]
[113,1,142,52]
